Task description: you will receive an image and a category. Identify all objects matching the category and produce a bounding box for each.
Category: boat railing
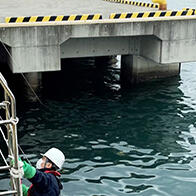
[0,72,22,196]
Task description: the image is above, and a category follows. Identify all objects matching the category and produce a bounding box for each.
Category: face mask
[36,158,44,169]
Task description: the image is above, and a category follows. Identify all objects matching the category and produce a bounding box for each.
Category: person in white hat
[21,147,65,196]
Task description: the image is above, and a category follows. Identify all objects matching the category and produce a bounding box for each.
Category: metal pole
[0,72,22,196]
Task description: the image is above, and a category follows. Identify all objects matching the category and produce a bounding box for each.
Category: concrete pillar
[121,55,180,87]
[23,72,42,102]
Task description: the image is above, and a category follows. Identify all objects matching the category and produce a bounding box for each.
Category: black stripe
[49,16,57,21]
[143,3,146,6]
[149,12,155,17]
[136,2,139,6]
[9,17,17,23]
[75,15,82,20]
[160,12,166,17]
[137,13,144,18]
[181,11,187,16]
[147,3,150,7]
[126,13,133,18]
[23,17,31,22]
[150,4,153,8]
[171,11,177,16]
[36,16,44,22]
[155,4,158,8]
[62,16,69,21]
[87,15,94,20]
[192,11,195,15]
[114,14,121,19]
[139,2,142,6]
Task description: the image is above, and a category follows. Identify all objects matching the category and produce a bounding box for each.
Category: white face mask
[36,158,44,169]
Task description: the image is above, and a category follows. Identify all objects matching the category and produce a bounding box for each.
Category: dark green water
[2,59,194,196]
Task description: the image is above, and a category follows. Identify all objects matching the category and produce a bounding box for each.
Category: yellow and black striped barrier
[110,10,196,19]
[5,14,102,23]
[182,8,196,12]
[104,0,159,8]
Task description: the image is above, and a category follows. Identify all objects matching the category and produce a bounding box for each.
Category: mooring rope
[1,42,46,107]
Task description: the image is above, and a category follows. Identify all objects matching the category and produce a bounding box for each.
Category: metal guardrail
[0,72,22,196]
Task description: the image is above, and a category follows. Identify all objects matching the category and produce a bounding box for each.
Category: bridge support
[121,55,180,87]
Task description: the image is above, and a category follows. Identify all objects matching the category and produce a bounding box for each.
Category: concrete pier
[0,0,195,90]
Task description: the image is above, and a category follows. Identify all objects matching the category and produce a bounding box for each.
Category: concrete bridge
[0,0,196,86]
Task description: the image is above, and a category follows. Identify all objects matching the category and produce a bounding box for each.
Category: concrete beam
[60,37,140,58]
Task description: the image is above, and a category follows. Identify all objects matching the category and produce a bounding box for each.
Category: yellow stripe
[132,12,139,18]
[42,16,50,22]
[165,11,172,17]
[16,17,24,23]
[68,15,76,21]
[182,8,187,11]
[29,16,38,22]
[176,10,183,16]
[110,13,115,19]
[5,17,11,23]
[81,14,88,20]
[120,13,127,19]
[154,11,161,17]
[187,10,194,16]
[56,15,64,21]
[93,14,101,20]
[143,12,150,18]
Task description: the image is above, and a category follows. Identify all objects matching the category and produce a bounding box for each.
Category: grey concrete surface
[0,0,158,19]
[1,17,196,73]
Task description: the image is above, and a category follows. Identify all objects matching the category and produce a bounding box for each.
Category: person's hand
[10,160,24,178]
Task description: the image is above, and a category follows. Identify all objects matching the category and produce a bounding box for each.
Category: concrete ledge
[1,15,196,28]
[5,14,102,23]
[110,10,196,19]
